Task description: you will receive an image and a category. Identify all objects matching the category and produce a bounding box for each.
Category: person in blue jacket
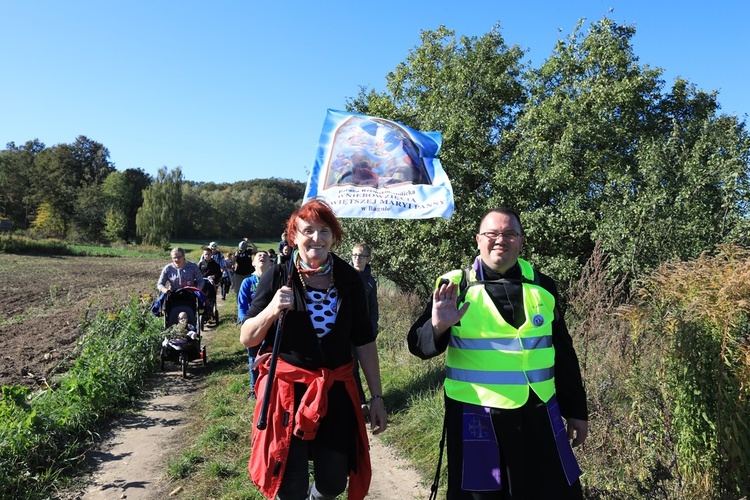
[237,250,272,399]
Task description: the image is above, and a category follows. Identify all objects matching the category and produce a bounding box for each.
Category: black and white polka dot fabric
[305,288,338,338]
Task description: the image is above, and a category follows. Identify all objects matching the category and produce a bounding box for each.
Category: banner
[303,109,454,219]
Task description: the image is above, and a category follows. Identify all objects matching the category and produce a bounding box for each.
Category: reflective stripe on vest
[441,259,557,409]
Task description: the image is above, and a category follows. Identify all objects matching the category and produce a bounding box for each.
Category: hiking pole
[257,272,293,430]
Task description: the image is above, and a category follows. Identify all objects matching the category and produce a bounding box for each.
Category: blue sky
[2,1,747,185]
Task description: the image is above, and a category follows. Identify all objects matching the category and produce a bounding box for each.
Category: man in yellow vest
[408,207,588,499]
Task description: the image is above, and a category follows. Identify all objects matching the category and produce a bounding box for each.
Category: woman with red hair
[240,198,387,500]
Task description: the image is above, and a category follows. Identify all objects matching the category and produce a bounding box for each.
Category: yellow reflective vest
[441,259,556,409]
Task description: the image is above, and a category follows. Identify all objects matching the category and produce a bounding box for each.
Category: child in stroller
[177,311,199,339]
[159,287,207,377]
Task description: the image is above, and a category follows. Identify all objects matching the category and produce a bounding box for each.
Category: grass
[0,235,280,260]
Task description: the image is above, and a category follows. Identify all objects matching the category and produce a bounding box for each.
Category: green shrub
[0,234,75,255]
[629,245,750,497]
[0,297,163,497]
[569,244,750,498]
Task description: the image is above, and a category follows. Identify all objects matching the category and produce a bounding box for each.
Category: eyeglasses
[351,254,370,259]
[478,231,521,241]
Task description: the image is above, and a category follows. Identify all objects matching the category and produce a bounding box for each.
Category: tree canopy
[342,18,750,295]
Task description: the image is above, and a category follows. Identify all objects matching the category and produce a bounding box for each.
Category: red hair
[285,198,344,249]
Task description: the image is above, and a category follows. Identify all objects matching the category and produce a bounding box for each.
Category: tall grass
[0,234,165,258]
[0,297,163,498]
[569,244,750,498]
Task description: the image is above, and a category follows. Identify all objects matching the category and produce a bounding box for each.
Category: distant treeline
[0,136,305,246]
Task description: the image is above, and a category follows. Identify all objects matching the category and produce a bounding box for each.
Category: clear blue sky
[2,1,747,185]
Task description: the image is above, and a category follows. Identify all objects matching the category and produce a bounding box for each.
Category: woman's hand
[369,396,387,435]
[240,286,293,348]
[273,286,294,313]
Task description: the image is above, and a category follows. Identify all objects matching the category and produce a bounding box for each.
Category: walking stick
[257,271,293,430]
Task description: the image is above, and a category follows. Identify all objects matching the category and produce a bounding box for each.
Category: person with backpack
[407,207,588,499]
[240,199,387,500]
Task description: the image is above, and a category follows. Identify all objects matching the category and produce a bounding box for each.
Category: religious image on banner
[303,109,454,219]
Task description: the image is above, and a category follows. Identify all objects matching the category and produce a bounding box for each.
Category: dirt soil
[1,253,430,499]
[0,253,161,389]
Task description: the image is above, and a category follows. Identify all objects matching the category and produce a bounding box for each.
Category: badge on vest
[532,314,545,327]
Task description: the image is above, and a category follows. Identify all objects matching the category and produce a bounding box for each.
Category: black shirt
[234,251,253,275]
[199,258,221,285]
[248,253,375,370]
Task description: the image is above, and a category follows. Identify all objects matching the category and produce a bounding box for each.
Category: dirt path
[65,300,430,500]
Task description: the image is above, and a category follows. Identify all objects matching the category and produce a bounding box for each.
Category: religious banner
[303,109,454,219]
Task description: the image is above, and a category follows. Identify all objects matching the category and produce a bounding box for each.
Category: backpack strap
[456,267,471,305]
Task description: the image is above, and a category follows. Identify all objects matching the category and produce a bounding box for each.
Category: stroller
[159,287,208,377]
[200,281,220,329]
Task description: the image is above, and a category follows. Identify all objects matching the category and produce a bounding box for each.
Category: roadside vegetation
[0,296,163,497]
[0,234,165,258]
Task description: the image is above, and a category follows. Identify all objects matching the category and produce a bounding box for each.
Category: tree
[28,136,115,240]
[344,18,749,296]
[102,169,153,242]
[504,19,750,285]
[136,167,183,246]
[30,201,65,238]
[345,25,527,294]
[0,140,45,229]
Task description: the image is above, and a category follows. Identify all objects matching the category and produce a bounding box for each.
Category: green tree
[73,182,108,242]
[0,140,45,229]
[136,167,183,246]
[598,81,750,277]
[504,19,750,285]
[344,18,749,295]
[175,182,216,237]
[102,168,153,242]
[345,25,527,294]
[29,136,115,240]
[121,168,152,241]
[247,185,299,237]
[173,178,304,239]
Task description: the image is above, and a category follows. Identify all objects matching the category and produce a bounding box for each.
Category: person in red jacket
[240,198,387,500]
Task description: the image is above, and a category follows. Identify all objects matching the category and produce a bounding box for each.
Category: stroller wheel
[180,353,188,378]
[201,346,208,366]
[214,308,220,325]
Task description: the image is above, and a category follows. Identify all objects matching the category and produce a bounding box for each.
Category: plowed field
[0,253,163,388]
